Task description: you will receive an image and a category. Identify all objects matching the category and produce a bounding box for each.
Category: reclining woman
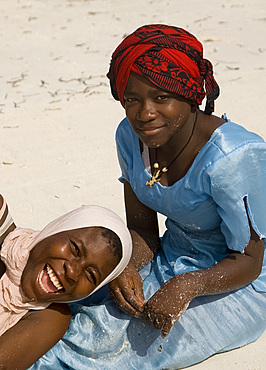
[0,194,132,369]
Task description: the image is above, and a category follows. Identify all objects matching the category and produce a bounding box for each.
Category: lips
[38,264,64,294]
[138,125,165,136]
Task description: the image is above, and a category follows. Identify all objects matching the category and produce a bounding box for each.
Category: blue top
[116,117,266,292]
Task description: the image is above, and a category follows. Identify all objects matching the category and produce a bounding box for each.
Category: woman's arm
[109,180,160,316]
[187,204,264,296]
[142,214,264,338]
[0,303,71,370]
[124,180,160,269]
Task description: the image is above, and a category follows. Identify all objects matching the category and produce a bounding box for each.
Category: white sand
[0,0,265,368]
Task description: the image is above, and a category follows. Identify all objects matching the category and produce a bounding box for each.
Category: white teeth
[46,264,63,290]
[38,269,49,294]
[38,264,64,294]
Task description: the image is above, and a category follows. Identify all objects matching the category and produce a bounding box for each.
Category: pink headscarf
[0,205,132,336]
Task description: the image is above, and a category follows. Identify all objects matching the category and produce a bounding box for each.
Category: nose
[137,100,157,122]
[64,260,81,284]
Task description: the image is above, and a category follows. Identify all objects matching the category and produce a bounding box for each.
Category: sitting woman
[0,194,132,369]
[31,25,266,369]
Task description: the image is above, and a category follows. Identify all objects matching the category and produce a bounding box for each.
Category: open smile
[37,264,65,295]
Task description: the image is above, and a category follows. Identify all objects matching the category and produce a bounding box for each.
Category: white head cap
[31,205,132,298]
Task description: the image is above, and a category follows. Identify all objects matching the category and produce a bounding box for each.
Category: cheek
[101,256,120,279]
[72,279,93,300]
[20,265,38,299]
[170,114,184,129]
[167,106,191,130]
[125,105,138,122]
[125,117,139,136]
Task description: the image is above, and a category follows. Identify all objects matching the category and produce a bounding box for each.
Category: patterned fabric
[0,228,49,337]
[107,24,220,114]
[0,196,14,241]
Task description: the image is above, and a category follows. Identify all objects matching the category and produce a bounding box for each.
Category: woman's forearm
[124,180,161,270]
[181,237,264,299]
[129,229,160,270]
[0,304,70,369]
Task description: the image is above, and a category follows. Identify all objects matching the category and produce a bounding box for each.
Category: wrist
[130,251,153,270]
[186,270,212,297]
[172,272,206,300]
[180,266,230,298]
[129,229,159,270]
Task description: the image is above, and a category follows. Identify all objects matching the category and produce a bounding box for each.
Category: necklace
[146,110,198,188]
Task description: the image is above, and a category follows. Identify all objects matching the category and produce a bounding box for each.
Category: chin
[139,137,160,148]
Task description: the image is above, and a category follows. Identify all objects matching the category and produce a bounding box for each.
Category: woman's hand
[142,212,265,339]
[109,180,160,317]
[141,274,195,338]
[109,262,146,317]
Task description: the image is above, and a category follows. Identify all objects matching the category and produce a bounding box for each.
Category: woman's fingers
[151,315,164,330]
[109,286,136,315]
[109,264,146,317]
[109,285,144,317]
[141,303,178,337]
[124,282,145,312]
[121,286,145,316]
[141,306,155,325]
[161,316,176,338]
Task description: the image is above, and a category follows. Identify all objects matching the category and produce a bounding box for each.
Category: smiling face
[124,73,193,149]
[20,227,120,303]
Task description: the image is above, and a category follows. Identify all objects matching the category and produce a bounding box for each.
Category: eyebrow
[123,89,137,96]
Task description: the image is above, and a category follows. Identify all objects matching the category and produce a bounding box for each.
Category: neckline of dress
[139,120,231,188]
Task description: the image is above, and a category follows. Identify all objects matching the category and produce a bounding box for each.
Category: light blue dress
[30,117,266,370]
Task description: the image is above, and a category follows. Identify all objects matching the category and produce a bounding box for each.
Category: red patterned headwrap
[107,24,220,114]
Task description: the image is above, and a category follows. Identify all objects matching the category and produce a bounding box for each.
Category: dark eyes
[124,95,171,103]
[86,269,97,285]
[70,240,97,285]
[71,240,80,256]
[157,95,170,101]
[124,97,137,103]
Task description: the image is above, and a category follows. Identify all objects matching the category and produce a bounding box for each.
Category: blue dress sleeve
[204,142,266,252]
[115,118,132,183]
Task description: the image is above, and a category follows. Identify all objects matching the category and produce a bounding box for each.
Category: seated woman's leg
[30,280,266,370]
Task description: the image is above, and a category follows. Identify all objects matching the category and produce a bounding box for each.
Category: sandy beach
[0,0,266,368]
